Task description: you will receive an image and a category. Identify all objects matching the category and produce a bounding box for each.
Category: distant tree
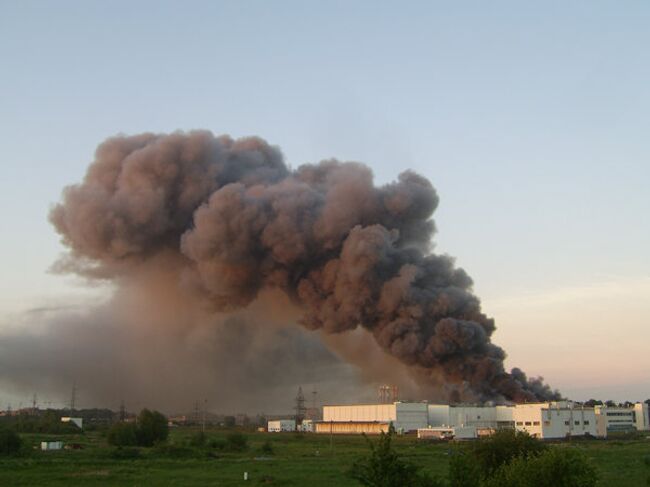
[0,427,22,456]
[135,409,168,447]
[605,400,616,407]
[256,415,267,427]
[583,399,603,408]
[107,422,137,447]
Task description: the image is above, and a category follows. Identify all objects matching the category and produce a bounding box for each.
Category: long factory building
[312,401,650,439]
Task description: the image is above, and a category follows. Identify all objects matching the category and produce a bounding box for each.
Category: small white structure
[61,417,83,429]
[298,419,314,432]
[41,441,63,451]
[267,419,295,432]
[417,426,477,440]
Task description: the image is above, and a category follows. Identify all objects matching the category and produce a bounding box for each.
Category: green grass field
[0,429,648,486]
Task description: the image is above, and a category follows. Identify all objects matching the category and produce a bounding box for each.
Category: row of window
[516,420,589,427]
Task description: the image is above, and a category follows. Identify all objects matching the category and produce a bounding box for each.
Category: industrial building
[304,397,650,439]
[322,402,429,434]
[595,402,650,436]
[510,402,597,439]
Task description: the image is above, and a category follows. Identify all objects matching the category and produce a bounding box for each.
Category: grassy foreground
[0,429,648,486]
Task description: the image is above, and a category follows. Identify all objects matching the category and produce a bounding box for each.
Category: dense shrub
[109,446,141,459]
[107,422,138,447]
[484,447,597,487]
[448,451,482,487]
[189,431,207,447]
[153,443,196,458]
[349,430,444,487]
[225,432,248,452]
[470,429,546,478]
[208,438,227,450]
[0,427,22,456]
[259,440,274,455]
[135,409,169,447]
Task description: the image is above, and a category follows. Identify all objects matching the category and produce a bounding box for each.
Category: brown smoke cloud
[48,130,559,404]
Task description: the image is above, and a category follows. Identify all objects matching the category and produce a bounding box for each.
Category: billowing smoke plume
[49,131,558,403]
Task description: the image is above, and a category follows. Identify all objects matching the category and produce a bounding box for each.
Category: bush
[449,451,482,487]
[208,438,226,450]
[349,429,444,487]
[135,409,169,447]
[107,422,137,447]
[189,431,207,448]
[484,447,598,487]
[153,443,196,458]
[109,446,141,460]
[471,429,546,479]
[0,427,22,456]
[259,440,274,455]
[225,432,248,452]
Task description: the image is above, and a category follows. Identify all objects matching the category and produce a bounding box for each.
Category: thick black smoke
[50,131,559,402]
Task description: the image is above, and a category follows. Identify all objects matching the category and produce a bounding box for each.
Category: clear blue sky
[1,0,649,401]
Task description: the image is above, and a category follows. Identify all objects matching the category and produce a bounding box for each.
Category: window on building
[574,421,580,425]
[533,421,540,426]
[525,421,532,426]
[516,422,523,426]
[544,421,551,426]
[584,421,589,425]
[564,421,570,425]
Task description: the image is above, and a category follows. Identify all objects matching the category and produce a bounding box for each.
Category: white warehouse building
[317,400,647,438]
[320,402,428,434]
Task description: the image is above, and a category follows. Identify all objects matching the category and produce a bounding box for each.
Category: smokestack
[49,130,559,403]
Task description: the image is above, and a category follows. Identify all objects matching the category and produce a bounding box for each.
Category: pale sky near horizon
[1,1,649,405]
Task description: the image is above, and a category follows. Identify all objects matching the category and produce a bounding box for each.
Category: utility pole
[202,399,207,433]
[32,393,37,414]
[119,400,126,422]
[70,382,77,411]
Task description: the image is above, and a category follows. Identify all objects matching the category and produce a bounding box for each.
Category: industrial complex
[269,399,650,440]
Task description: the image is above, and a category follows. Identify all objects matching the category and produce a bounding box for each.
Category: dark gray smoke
[49,131,559,403]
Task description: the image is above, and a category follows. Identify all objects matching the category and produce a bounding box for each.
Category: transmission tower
[193,401,200,424]
[294,386,306,427]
